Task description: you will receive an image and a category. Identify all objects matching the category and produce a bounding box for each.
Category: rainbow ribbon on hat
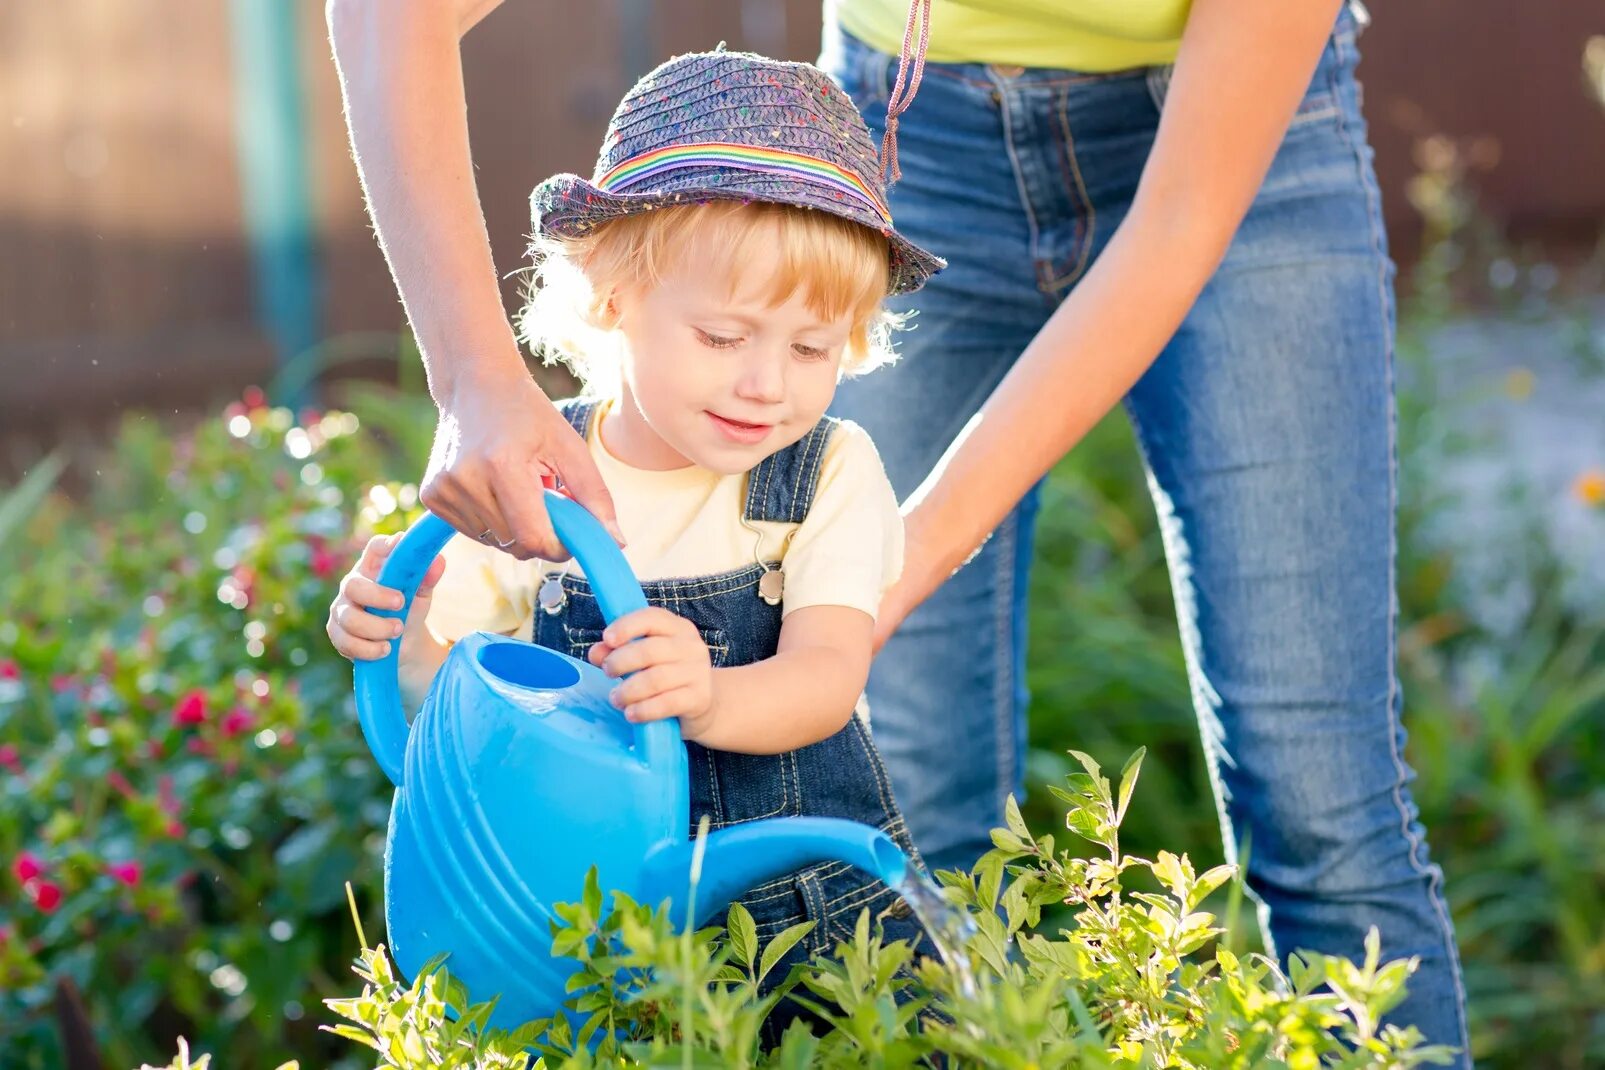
[594,142,893,226]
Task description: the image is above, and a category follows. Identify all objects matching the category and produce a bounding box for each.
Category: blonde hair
[517,201,901,394]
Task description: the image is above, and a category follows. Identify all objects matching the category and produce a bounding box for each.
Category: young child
[327,47,945,1036]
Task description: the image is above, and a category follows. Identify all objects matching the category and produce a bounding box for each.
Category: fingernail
[392,621,404,637]
[381,642,393,656]
[607,521,627,546]
[610,688,623,705]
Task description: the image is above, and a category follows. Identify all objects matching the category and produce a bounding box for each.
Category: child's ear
[594,289,624,330]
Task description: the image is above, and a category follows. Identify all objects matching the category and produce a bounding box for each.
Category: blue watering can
[353,491,910,1030]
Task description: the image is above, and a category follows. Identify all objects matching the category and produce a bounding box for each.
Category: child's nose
[734,353,787,403]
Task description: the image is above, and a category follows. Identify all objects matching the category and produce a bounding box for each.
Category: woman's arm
[876,0,1346,646]
[325,0,621,559]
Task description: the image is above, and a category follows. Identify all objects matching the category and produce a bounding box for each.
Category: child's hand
[588,607,715,739]
[326,534,446,662]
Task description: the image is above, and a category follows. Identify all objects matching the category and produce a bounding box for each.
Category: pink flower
[30,880,63,913]
[0,660,18,681]
[0,744,20,772]
[106,861,142,888]
[221,708,254,738]
[242,385,266,411]
[173,689,207,726]
[308,537,340,580]
[106,770,136,798]
[186,737,212,757]
[11,852,43,884]
[231,566,257,607]
[166,820,186,840]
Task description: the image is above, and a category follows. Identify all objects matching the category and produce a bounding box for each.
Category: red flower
[186,737,212,757]
[0,743,20,772]
[146,739,165,760]
[221,708,254,738]
[0,660,18,681]
[242,385,267,410]
[30,880,63,913]
[173,689,207,726]
[106,861,142,888]
[308,537,340,580]
[11,852,43,884]
[166,820,186,840]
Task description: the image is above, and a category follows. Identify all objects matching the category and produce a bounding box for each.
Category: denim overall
[536,399,932,1036]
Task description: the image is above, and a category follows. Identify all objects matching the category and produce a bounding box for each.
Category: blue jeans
[821,5,1469,1059]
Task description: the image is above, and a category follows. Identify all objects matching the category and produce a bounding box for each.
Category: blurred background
[1,2,1602,1068]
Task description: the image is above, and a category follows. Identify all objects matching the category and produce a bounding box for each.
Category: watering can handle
[352,489,682,787]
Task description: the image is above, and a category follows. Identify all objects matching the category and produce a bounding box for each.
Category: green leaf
[1115,747,1145,824]
[1067,749,1103,781]
[1188,864,1235,911]
[0,450,66,559]
[1004,793,1030,839]
[727,901,757,968]
[758,920,814,985]
[320,1024,381,1052]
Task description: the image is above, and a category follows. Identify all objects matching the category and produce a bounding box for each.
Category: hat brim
[532,170,945,297]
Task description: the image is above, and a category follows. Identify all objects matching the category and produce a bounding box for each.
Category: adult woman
[326,0,1468,1055]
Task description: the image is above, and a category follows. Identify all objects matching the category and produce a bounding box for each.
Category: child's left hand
[588,607,716,740]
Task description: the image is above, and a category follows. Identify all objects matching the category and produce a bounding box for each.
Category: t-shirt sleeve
[779,420,904,621]
[423,534,538,644]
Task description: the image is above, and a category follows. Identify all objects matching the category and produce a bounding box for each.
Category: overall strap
[742,416,838,525]
[555,396,600,439]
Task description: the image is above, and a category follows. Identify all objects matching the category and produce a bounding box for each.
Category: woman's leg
[1124,16,1470,1058]
[820,31,1053,876]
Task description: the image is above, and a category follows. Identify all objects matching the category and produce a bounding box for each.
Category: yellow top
[426,400,904,646]
[829,0,1191,72]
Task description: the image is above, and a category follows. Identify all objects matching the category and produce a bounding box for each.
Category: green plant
[0,392,433,1068]
[300,750,1454,1069]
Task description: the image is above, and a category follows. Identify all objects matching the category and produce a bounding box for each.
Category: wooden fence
[2,0,1601,454]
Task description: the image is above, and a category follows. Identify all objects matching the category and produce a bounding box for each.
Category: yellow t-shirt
[828,0,1191,72]
[425,401,904,646]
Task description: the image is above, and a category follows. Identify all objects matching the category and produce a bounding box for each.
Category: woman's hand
[588,607,717,741]
[421,371,624,561]
[873,511,947,653]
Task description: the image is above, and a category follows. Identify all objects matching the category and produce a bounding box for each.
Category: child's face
[608,225,854,474]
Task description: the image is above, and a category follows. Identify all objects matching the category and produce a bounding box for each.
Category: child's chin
[692,446,762,477]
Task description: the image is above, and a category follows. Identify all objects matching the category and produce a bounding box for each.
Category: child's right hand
[326,534,446,662]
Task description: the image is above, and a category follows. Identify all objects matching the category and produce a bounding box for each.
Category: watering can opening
[477,641,582,694]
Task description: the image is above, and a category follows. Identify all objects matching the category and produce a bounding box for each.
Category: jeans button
[990,63,1026,79]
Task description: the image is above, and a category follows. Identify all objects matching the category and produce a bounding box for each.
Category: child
[327,47,945,1039]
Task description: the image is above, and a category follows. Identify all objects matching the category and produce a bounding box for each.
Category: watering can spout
[639,817,909,929]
